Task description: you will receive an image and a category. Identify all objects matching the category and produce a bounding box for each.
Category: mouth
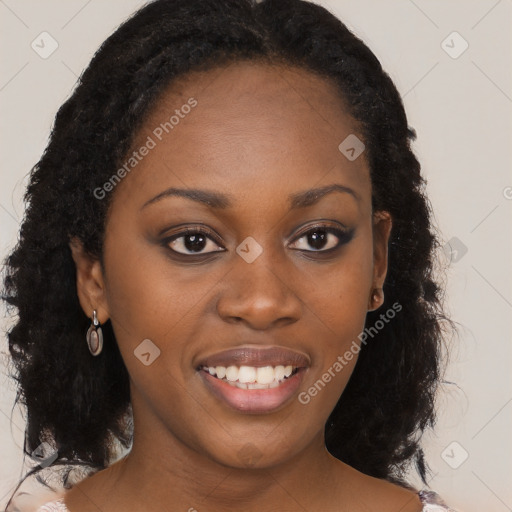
[196,346,310,413]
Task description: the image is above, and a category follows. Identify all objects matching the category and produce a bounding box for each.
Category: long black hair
[2,0,450,504]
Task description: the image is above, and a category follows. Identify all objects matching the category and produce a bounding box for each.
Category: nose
[216,247,302,330]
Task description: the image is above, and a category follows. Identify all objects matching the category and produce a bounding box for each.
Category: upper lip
[197,345,311,369]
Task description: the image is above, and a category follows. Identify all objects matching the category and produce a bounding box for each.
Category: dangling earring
[86,309,103,356]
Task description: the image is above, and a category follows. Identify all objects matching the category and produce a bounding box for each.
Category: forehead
[113,61,370,209]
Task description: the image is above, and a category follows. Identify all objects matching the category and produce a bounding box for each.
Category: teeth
[203,364,296,387]
[275,365,285,380]
[256,366,274,384]
[238,366,256,383]
[248,382,270,390]
[225,366,239,382]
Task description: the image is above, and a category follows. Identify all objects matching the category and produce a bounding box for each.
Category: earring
[369,287,384,310]
[86,309,103,356]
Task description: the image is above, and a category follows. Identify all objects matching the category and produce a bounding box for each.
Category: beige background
[1,1,511,510]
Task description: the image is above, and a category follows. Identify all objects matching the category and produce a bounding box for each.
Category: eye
[288,224,354,252]
[164,227,225,256]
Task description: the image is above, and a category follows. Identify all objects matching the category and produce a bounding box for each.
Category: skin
[67,61,422,511]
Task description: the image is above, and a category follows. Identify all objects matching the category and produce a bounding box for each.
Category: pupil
[185,233,206,252]
[309,230,327,250]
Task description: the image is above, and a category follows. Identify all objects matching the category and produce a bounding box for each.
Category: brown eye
[289,225,354,252]
[166,228,224,255]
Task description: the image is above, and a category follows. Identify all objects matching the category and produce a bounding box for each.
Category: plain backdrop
[1,1,511,511]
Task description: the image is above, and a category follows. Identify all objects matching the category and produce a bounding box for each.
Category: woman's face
[73,61,391,469]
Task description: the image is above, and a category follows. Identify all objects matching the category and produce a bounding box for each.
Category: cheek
[297,232,374,337]
[102,227,209,340]
[295,230,373,404]
[100,234,205,410]
[101,222,233,397]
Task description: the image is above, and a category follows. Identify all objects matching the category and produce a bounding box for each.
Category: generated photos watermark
[94,97,198,200]
[298,301,402,405]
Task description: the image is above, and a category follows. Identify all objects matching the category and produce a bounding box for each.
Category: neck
[106,396,351,511]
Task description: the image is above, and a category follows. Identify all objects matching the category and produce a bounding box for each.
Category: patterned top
[35,498,67,511]
[33,490,459,511]
[418,491,459,511]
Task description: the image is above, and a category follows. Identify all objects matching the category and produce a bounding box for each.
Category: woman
[2,0,457,510]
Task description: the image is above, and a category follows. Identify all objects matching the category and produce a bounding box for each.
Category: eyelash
[162,223,354,259]
[290,224,354,255]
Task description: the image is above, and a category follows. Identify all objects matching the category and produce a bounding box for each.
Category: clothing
[35,498,67,511]
[418,491,459,511]
[32,490,458,511]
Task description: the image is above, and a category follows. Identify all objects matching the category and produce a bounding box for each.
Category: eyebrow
[140,183,359,211]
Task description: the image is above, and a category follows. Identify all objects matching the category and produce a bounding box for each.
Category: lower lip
[199,368,306,414]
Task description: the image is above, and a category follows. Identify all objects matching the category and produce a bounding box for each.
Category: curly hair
[2,0,450,501]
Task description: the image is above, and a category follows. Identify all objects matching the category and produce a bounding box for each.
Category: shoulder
[34,498,69,512]
[333,461,460,512]
[6,489,67,512]
[4,463,97,512]
[418,490,461,511]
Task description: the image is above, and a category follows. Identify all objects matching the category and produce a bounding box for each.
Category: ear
[69,237,110,323]
[368,211,392,311]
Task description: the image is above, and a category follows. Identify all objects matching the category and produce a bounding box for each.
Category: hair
[2,0,451,504]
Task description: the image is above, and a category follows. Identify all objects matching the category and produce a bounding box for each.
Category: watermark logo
[31,31,59,59]
[31,441,58,468]
[237,442,263,467]
[441,31,469,59]
[338,134,365,161]
[236,236,263,263]
[443,236,468,263]
[441,441,469,469]
[134,338,161,366]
